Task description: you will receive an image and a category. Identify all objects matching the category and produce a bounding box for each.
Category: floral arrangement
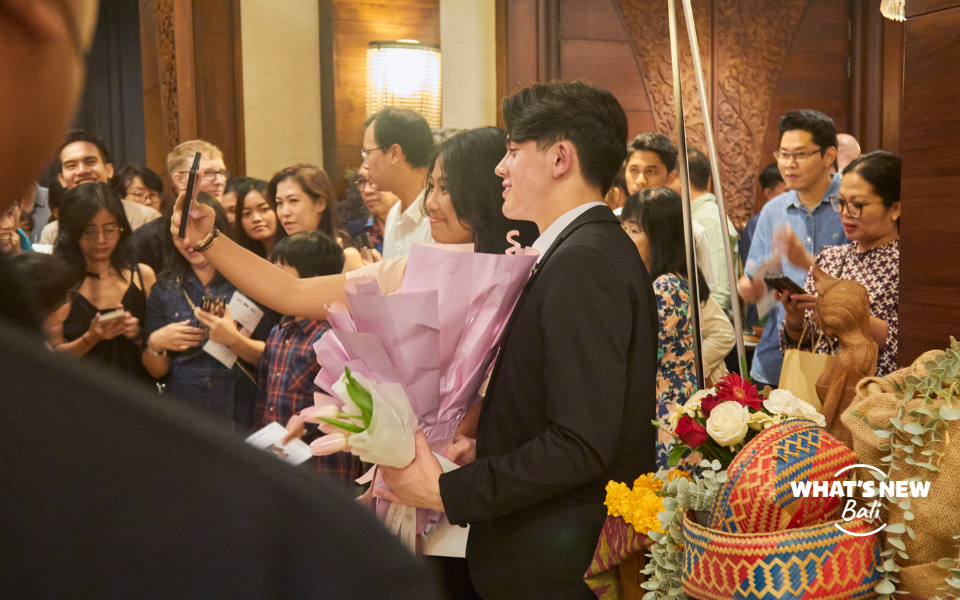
[604,473,667,536]
[660,372,825,468]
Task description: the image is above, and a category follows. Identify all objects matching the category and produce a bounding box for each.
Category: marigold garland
[604,473,665,535]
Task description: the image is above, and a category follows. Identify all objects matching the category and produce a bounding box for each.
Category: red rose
[700,393,723,418]
[675,415,709,448]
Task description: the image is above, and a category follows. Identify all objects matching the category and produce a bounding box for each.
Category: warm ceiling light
[366,41,442,128]
[880,0,905,21]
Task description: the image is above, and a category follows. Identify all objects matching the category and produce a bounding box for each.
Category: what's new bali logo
[790,464,931,536]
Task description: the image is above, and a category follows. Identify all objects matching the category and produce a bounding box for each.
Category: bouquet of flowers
[660,372,825,468]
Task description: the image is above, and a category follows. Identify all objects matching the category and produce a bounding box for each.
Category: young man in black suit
[381,82,659,599]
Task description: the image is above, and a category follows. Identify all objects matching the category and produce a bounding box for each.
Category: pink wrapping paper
[310,242,538,532]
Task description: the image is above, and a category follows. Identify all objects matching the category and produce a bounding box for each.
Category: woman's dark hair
[270,231,345,278]
[11,252,78,315]
[158,192,231,286]
[637,187,710,300]
[502,81,628,195]
[423,127,539,254]
[116,164,168,213]
[620,192,644,222]
[843,150,901,208]
[228,176,286,258]
[54,182,134,281]
[267,164,338,239]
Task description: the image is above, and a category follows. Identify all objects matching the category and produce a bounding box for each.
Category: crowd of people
[0,34,904,597]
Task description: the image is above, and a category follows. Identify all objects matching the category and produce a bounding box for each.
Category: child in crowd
[10,252,77,345]
[258,231,363,487]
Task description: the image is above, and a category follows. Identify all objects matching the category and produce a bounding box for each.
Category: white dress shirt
[381,190,433,259]
[531,202,607,263]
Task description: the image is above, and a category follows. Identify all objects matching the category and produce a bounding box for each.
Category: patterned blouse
[779,238,900,376]
[654,274,697,469]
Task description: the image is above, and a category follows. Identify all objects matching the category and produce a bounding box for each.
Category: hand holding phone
[177,152,202,239]
[763,275,806,295]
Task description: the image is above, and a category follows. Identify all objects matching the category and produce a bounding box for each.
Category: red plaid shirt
[256,316,362,484]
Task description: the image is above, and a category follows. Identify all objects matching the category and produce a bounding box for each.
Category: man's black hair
[502,81,628,195]
[364,107,434,169]
[56,130,113,173]
[628,133,678,173]
[758,162,784,191]
[270,231,345,278]
[11,252,78,316]
[777,109,838,151]
[117,164,164,196]
[686,148,711,191]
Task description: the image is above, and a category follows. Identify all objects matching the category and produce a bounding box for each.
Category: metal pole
[680,0,747,376]
[667,0,705,389]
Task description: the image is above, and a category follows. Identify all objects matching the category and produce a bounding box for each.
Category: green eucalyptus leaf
[899,499,911,510]
[904,422,925,435]
[940,407,960,420]
[875,580,896,595]
[937,558,955,569]
[911,435,924,445]
[875,429,894,438]
[889,536,907,550]
[886,523,906,535]
[903,511,915,521]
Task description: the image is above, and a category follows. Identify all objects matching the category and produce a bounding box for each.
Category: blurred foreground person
[0,2,440,598]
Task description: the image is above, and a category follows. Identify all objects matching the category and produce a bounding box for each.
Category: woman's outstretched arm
[171,193,347,320]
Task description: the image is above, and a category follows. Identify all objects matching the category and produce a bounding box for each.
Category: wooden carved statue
[812,267,878,448]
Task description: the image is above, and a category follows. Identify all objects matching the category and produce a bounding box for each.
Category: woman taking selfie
[143,193,279,430]
[228,176,286,258]
[55,182,156,382]
[173,127,539,317]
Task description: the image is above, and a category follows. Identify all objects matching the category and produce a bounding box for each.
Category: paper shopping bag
[779,348,832,412]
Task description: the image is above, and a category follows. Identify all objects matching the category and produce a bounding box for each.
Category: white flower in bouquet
[683,388,715,418]
[763,389,800,416]
[748,411,782,431]
[706,402,750,447]
[667,407,683,432]
[315,368,419,468]
[792,398,826,427]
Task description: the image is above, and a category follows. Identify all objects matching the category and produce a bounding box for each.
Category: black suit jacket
[0,255,441,599]
[439,206,658,599]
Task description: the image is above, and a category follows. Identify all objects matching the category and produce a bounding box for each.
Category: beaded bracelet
[193,228,220,253]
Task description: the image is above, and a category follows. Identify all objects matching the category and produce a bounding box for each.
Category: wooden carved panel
[713,0,808,226]
[616,0,711,153]
[154,0,180,154]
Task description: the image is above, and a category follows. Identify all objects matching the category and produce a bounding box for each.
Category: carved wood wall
[506,0,852,227]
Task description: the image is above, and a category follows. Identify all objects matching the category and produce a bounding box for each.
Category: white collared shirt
[531,202,607,263]
[381,189,434,260]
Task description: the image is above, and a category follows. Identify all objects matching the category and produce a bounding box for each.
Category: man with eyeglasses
[736,109,847,389]
[39,130,161,244]
[0,2,440,598]
[361,107,435,259]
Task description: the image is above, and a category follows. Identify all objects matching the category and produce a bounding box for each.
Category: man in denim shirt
[738,110,847,388]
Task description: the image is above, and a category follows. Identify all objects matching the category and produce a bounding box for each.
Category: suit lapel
[483,205,620,400]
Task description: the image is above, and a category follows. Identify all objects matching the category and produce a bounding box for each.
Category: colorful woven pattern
[708,419,857,533]
[682,514,881,600]
[584,515,646,599]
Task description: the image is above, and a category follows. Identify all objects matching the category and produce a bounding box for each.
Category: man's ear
[105,162,114,180]
[823,146,838,168]
[58,172,67,188]
[552,141,575,180]
[666,170,680,190]
[171,172,185,193]
[387,143,403,165]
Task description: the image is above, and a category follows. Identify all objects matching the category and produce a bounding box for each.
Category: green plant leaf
[666,443,688,467]
[875,579,896,594]
[343,367,374,428]
[317,416,366,434]
[886,523,906,535]
[940,407,960,420]
[937,558,955,569]
[889,536,907,551]
[904,422,925,435]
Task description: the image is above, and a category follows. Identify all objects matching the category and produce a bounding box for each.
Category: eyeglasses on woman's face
[829,195,884,219]
[81,224,123,240]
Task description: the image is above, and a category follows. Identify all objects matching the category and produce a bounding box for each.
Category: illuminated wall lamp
[366,40,442,128]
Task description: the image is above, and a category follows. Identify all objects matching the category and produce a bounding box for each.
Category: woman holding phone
[56,182,156,382]
[144,193,279,430]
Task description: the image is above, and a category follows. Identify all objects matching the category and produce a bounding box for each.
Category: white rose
[793,399,826,427]
[706,401,751,447]
[763,389,800,416]
[748,410,778,431]
[667,408,682,431]
[683,388,715,417]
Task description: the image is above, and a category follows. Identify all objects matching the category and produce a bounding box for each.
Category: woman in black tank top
[55,182,157,383]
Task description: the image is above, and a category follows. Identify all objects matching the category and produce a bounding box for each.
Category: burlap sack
[842,350,960,599]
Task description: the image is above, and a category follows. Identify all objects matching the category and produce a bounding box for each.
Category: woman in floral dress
[622,188,713,468]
